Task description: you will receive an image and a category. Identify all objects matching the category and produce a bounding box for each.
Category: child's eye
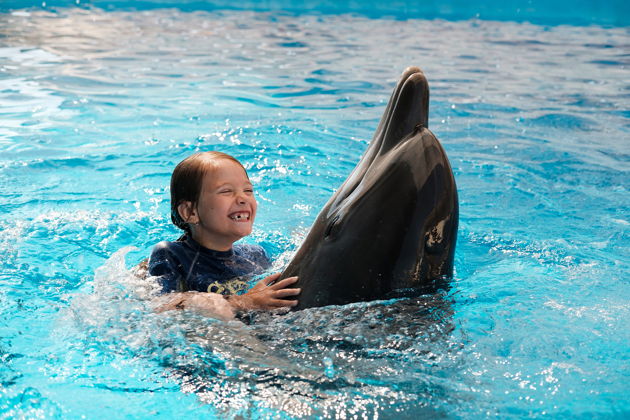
[219,189,232,194]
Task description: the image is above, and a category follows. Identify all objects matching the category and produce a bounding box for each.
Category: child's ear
[178,201,199,224]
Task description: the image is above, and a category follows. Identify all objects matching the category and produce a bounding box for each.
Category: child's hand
[228,273,300,311]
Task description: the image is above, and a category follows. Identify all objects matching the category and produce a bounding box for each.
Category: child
[148,151,300,318]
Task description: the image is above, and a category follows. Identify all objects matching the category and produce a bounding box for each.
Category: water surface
[0,5,628,419]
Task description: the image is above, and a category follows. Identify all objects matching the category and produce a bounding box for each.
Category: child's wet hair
[170,151,248,233]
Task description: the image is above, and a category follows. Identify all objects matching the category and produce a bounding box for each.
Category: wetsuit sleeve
[148,241,185,293]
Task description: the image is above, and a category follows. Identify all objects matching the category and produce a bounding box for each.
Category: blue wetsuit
[148,235,271,294]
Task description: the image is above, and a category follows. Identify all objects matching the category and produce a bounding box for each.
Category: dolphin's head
[281,67,458,310]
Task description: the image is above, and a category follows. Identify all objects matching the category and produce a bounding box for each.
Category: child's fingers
[263,272,282,285]
[270,276,298,289]
[273,288,301,298]
[271,299,298,308]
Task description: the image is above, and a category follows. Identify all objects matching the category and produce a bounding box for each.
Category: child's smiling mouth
[229,211,251,221]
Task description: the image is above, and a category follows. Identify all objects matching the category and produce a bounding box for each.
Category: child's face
[192,159,257,250]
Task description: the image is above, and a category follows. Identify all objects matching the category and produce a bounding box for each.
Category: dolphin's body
[280,67,459,310]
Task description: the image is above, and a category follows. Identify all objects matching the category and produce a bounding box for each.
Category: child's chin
[234,225,253,237]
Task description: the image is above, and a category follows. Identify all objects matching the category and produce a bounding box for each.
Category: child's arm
[154,291,235,319]
[153,274,299,318]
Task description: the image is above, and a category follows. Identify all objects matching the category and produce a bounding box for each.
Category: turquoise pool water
[1,1,629,418]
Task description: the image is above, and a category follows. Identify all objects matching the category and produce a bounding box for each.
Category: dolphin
[280,67,459,310]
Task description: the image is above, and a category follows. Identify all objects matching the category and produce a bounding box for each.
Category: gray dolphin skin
[280,66,459,310]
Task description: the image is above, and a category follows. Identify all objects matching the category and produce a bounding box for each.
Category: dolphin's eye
[324,215,340,239]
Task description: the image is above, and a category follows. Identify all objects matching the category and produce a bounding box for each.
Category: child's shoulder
[234,242,267,257]
[152,239,179,252]
[234,243,270,266]
[150,236,189,258]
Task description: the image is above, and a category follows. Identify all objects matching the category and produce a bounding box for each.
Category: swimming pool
[1,1,628,418]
